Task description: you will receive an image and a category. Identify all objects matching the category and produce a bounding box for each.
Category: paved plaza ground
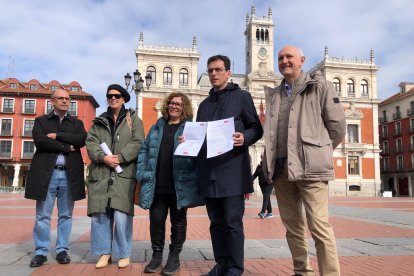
[0,193,414,275]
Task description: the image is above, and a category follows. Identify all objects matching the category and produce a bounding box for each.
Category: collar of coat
[280,70,322,95]
[155,117,191,127]
[208,82,240,102]
[47,110,75,123]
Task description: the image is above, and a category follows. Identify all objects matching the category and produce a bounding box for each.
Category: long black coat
[196,83,263,198]
[25,112,87,201]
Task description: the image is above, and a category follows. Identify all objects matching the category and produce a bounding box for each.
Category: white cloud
[1,0,413,112]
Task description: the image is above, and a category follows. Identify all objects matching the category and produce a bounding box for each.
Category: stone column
[12,164,21,188]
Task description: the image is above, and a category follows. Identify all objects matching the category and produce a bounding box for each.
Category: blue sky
[1,0,413,113]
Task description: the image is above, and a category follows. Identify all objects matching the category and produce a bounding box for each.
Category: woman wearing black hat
[86,84,145,269]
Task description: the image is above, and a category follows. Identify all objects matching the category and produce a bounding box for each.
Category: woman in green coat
[86,84,144,269]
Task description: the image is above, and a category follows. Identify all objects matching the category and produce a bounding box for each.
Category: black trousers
[205,195,245,275]
[259,184,273,214]
[149,193,187,254]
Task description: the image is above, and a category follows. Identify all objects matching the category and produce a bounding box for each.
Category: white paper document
[174,122,208,156]
[100,142,123,173]
[206,117,235,158]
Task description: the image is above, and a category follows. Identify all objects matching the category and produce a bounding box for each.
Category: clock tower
[245,6,279,91]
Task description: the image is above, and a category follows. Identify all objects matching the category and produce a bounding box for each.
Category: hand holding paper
[174,122,208,156]
[206,117,235,158]
[100,142,123,173]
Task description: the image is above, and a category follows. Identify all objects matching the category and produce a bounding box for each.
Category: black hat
[107,84,130,103]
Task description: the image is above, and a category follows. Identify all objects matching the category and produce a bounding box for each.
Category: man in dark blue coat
[197,55,263,276]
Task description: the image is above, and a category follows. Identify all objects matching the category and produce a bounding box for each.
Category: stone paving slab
[2,195,414,275]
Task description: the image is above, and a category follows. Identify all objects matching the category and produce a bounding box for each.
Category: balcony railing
[1,108,14,113]
[22,153,34,159]
[0,153,12,159]
[0,130,12,136]
[21,108,36,114]
[396,165,404,171]
[379,117,388,123]
[22,131,32,137]
[342,143,367,154]
[393,111,402,120]
[407,108,414,116]
[395,146,403,153]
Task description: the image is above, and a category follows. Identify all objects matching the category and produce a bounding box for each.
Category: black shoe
[161,253,180,275]
[201,264,226,276]
[29,255,47,267]
[56,251,71,264]
[144,257,163,273]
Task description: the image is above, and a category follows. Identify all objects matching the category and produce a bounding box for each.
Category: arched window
[147,66,156,84]
[361,79,368,96]
[347,79,355,96]
[265,29,269,41]
[256,29,260,40]
[333,78,341,94]
[163,67,172,85]
[179,68,188,86]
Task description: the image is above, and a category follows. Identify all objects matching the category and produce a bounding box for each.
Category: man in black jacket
[197,55,263,276]
[25,89,87,267]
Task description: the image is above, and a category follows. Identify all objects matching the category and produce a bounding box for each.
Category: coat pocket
[301,136,333,175]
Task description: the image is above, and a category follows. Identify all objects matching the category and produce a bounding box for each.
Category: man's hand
[178,135,186,144]
[233,132,244,147]
[103,155,120,168]
[47,133,57,140]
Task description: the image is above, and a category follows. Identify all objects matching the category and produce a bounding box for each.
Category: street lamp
[124,69,152,115]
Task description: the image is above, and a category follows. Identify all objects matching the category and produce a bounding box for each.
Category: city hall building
[132,6,382,197]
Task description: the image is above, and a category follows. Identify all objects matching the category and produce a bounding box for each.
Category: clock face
[258,47,267,58]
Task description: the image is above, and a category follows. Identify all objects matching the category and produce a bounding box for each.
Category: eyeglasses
[206,67,227,74]
[53,97,70,102]
[168,101,183,108]
[106,94,123,99]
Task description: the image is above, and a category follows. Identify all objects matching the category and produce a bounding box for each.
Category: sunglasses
[106,94,123,99]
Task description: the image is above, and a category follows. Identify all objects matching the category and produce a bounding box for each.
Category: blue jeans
[91,210,133,259]
[33,169,74,256]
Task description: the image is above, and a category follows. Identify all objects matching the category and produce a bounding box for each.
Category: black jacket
[252,163,269,187]
[196,83,263,198]
[25,112,87,201]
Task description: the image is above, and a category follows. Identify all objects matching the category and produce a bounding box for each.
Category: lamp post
[124,69,152,115]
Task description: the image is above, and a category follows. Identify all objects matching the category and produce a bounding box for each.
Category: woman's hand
[103,155,120,168]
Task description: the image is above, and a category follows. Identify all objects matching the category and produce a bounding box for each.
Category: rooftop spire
[139,32,144,47]
[192,36,197,51]
[370,48,375,63]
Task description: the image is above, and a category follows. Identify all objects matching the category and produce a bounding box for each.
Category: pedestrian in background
[252,156,273,219]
